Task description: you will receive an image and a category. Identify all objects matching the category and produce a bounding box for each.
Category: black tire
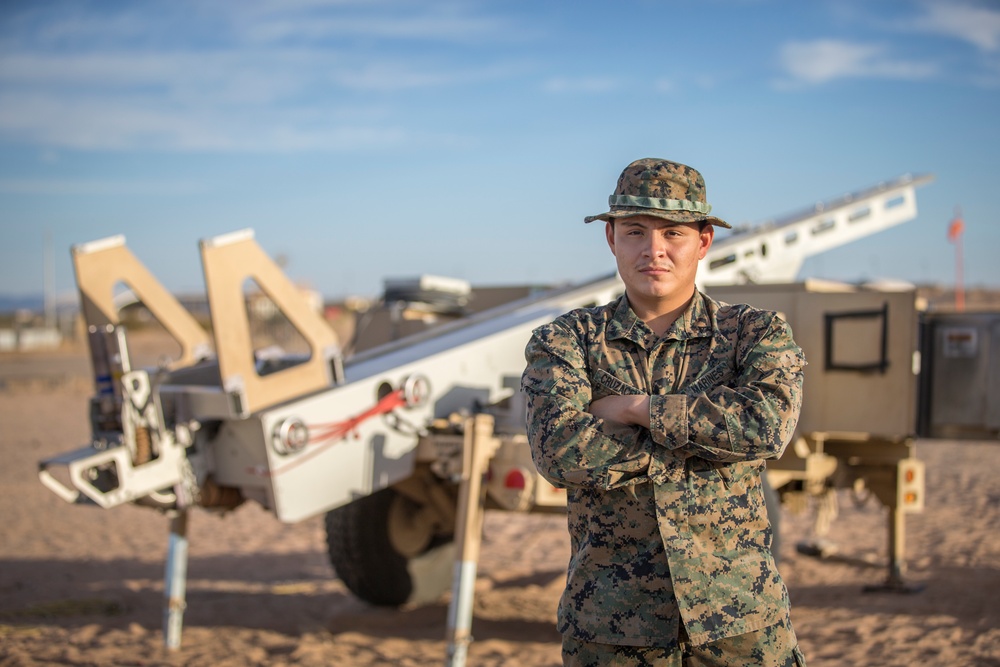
[325,487,454,607]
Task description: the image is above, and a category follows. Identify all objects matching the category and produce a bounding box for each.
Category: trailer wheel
[325,487,454,607]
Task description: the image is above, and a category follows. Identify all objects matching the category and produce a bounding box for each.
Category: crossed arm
[522,314,805,490]
[589,394,651,428]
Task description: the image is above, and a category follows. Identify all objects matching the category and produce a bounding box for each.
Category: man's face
[605,215,714,308]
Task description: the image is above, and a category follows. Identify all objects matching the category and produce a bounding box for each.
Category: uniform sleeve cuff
[649,394,688,449]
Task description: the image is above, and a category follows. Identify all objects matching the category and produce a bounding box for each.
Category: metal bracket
[37,439,186,508]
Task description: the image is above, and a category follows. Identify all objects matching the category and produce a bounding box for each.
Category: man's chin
[635,275,674,291]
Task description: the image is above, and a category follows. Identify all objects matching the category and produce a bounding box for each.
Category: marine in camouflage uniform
[522,158,807,666]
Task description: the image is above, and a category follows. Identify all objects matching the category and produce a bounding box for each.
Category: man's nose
[643,234,666,257]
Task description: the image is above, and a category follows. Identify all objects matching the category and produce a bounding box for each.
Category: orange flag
[947,216,964,242]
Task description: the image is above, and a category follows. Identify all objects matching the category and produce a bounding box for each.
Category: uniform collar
[607,291,716,346]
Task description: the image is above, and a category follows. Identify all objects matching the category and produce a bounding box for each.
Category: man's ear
[605,220,616,256]
[698,224,715,259]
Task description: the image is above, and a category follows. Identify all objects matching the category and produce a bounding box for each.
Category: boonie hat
[584,157,731,229]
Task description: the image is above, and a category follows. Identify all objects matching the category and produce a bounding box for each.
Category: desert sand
[1,345,998,667]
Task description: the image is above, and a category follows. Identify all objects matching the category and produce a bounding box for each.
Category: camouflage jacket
[522,290,805,647]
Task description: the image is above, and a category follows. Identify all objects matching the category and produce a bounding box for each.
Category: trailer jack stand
[862,570,925,594]
[163,509,190,650]
[444,415,499,667]
[862,505,924,594]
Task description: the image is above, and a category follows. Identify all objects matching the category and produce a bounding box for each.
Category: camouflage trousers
[562,617,806,667]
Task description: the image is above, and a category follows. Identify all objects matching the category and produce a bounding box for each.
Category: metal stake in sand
[163,509,190,650]
[445,415,499,667]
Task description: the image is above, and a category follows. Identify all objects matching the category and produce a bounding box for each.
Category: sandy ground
[1,345,999,667]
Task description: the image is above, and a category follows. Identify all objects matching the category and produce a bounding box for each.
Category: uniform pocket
[689,459,763,490]
[716,459,765,489]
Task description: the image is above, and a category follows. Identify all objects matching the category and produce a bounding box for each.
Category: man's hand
[589,394,651,429]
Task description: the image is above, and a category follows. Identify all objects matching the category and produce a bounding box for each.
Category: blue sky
[1,0,998,302]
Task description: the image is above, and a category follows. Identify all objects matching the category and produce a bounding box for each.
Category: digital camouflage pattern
[562,615,806,666]
[522,291,805,648]
[584,158,733,229]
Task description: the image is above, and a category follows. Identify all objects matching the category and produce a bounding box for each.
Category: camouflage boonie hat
[584,157,732,229]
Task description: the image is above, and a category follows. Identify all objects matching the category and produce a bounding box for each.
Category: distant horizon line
[3,280,998,315]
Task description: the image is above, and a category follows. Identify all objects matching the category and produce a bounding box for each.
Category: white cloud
[0,1,523,152]
[25,0,515,49]
[241,15,510,44]
[542,76,619,94]
[0,90,410,152]
[911,1,1000,52]
[232,0,519,43]
[778,39,938,85]
[0,48,517,102]
[0,45,515,150]
[33,12,155,46]
[0,179,205,196]
[654,78,674,93]
[328,61,522,92]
